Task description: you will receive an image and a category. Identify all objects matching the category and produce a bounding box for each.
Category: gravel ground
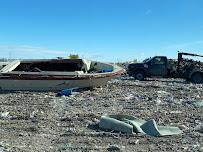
[0,77,203,152]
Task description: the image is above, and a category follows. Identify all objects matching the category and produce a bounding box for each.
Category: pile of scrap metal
[180,59,203,73]
[168,52,203,78]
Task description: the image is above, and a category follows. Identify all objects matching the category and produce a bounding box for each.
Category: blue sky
[0,0,203,62]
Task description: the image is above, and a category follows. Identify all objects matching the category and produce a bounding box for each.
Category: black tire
[191,72,203,83]
[133,71,145,81]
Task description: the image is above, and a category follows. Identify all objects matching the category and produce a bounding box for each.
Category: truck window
[152,57,165,65]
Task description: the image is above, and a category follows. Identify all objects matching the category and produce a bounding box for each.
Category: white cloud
[0,45,106,61]
[69,51,104,61]
[0,45,66,59]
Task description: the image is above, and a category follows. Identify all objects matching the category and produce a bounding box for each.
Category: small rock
[107,144,121,151]
[195,125,203,134]
[155,99,162,104]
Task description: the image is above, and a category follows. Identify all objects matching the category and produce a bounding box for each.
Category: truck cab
[128,56,168,80]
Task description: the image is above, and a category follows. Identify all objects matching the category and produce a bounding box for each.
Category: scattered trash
[193,100,203,108]
[128,139,139,145]
[155,98,162,105]
[107,144,121,151]
[157,90,170,95]
[0,147,6,152]
[61,143,73,150]
[98,114,182,137]
[56,87,92,97]
[169,111,182,114]
[57,88,73,97]
[125,94,134,100]
[195,125,203,134]
[179,124,190,131]
[0,112,10,119]
[0,77,202,151]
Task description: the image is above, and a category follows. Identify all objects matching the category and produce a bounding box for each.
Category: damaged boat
[0,59,125,91]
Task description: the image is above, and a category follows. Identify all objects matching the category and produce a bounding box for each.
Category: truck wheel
[133,71,145,81]
[191,72,203,83]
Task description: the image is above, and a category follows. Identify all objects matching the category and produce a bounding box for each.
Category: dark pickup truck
[127,52,203,83]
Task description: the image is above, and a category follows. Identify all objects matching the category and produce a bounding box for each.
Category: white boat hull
[0,59,125,91]
[0,77,112,91]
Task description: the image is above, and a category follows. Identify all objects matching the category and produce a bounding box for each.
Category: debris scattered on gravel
[0,77,202,151]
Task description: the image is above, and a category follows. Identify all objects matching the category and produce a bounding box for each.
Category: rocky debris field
[0,77,203,152]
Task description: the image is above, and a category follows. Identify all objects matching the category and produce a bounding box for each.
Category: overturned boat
[0,59,125,91]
